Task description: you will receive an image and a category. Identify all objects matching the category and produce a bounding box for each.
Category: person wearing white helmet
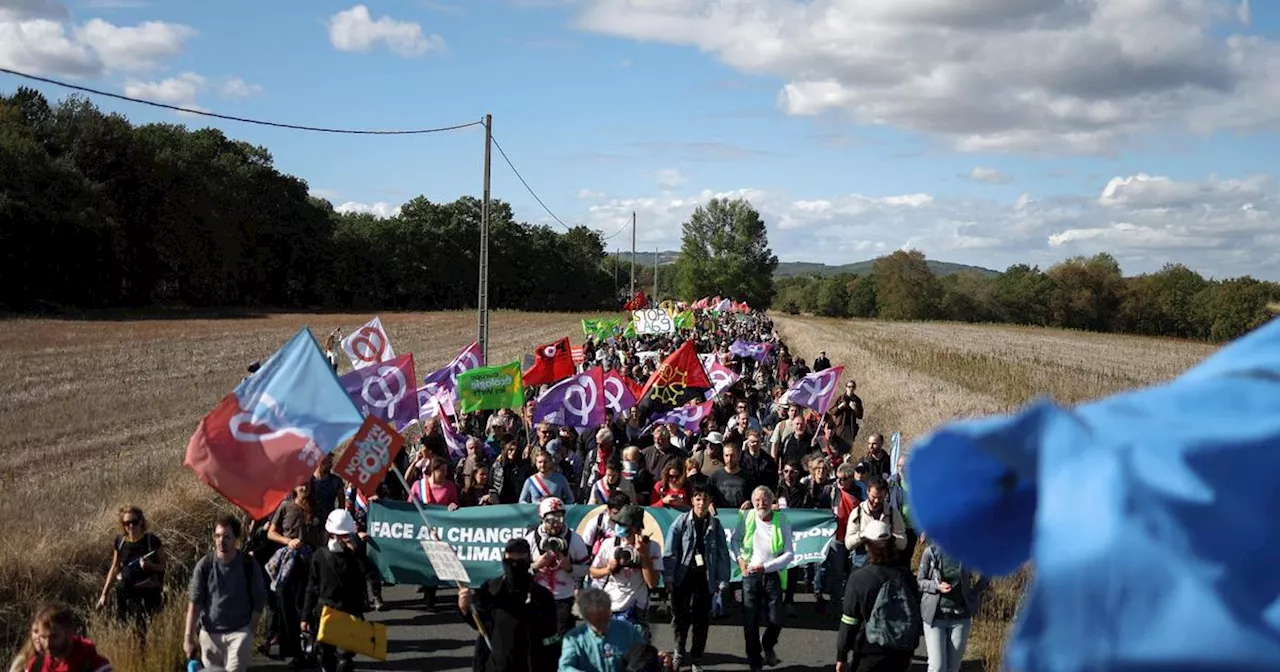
[523,497,590,646]
[301,509,370,672]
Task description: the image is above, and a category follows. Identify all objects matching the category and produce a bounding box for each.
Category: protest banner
[366,501,836,586]
[455,361,524,412]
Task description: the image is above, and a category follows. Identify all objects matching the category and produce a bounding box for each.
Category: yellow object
[317,605,388,661]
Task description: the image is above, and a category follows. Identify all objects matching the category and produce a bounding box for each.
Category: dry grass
[771,314,1220,671]
[0,310,587,664]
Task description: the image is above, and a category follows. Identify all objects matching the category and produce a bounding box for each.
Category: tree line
[776,249,1280,343]
[0,88,616,312]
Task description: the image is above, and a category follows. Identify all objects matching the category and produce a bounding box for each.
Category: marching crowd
[10,308,990,672]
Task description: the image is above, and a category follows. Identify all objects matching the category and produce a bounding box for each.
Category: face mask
[613,525,629,538]
[328,538,346,554]
[503,558,532,590]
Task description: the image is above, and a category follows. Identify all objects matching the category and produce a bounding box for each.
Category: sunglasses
[123,518,141,526]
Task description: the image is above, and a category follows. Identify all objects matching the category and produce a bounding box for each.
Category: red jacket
[26,636,112,672]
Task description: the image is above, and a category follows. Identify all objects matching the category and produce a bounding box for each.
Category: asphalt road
[253,582,951,671]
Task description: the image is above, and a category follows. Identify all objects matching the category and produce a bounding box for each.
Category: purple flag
[533,368,606,429]
[603,369,638,415]
[439,412,468,461]
[339,353,419,430]
[784,365,844,417]
[421,341,484,399]
[729,339,772,362]
[700,353,741,399]
[646,399,715,433]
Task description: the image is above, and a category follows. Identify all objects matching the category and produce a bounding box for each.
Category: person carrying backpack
[184,515,268,672]
[836,519,922,672]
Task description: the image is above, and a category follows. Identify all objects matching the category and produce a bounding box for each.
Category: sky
[2,0,1280,280]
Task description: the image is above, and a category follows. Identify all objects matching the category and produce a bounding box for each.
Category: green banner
[673,310,694,331]
[456,361,524,412]
[366,501,836,587]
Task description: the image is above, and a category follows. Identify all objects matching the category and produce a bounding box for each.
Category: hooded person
[523,497,591,640]
[458,538,561,672]
[302,509,369,672]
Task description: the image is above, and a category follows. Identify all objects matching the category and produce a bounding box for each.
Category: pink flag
[421,341,484,399]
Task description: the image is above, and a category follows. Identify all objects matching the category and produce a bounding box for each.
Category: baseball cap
[855,461,869,473]
[860,519,891,543]
[705,432,724,445]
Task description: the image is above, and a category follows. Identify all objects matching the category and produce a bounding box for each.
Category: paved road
[254,583,952,671]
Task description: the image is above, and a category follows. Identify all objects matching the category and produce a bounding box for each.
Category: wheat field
[771,314,1218,669]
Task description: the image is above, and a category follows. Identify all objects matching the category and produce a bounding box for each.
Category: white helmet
[326,509,357,536]
[538,497,566,519]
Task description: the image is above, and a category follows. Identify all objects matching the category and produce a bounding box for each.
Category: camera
[540,535,568,555]
[613,545,636,568]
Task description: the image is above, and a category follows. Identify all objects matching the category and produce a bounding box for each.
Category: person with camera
[733,486,795,672]
[458,539,561,672]
[663,485,731,672]
[523,497,591,641]
[588,505,663,643]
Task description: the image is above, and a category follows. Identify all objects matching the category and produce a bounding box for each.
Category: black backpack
[200,551,264,605]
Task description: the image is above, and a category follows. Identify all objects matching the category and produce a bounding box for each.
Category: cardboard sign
[333,415,404,497]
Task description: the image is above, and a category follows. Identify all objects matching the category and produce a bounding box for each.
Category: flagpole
[629,211,636,299]
[478,113,493,365]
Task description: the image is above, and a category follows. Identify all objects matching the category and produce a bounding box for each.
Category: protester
[519,450,576,504]
[303,509,369,672]
[311,454,347,521]
[409,455,460,510]
[836,520,922,672]
[95,505,167,634]
[652,461,690,510]
[524,497,591,639]
[558,587,646,672]
[457,538,561,672]
[832,381,864,444]
[8,619,41,672]
[588,459,637,505]
[863,434,891,480]
[265,480,324,667]
[185,514,267,672]
[733,486,795,672]
[844,477,907,571]
[887,454,918,568]
[662,485,730,672]
[710,440,752,510]
[22,604,112,672]
[917,540,988,672]
[621,446,654,505]
[588,504,662,642]
[486,439,531,505]
[583,491,632,569]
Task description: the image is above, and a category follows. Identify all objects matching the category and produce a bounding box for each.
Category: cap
[855,461,869,473]
[612,504,644,530]
[705,432,724,445]
[325,509,356,536]
[860,519,892,543]
[538,497,566,518]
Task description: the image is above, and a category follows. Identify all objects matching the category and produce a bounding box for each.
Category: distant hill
[606,251,1000,278]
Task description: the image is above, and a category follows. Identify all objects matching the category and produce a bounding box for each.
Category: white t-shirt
[746,515,794,574]
[524,526,590,601]
[591,536,663,613]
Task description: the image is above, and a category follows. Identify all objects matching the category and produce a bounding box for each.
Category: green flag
[456,361,524,412]
[673,310,694,330]
[581,318,601,336]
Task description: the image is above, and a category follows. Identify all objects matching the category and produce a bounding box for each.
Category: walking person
[265,480,324,668]
[524,497,591,641]
[95,505,167,635]
[184,515,268,672]
[732,486,794,672]
[457,538,561,672]
[303,510,370,672]
[588,505,663,642]
[836,520,922,672]
[918,540,988,672]
[558,588,646,672]
[662,485,730,672]
[21,604,113,672]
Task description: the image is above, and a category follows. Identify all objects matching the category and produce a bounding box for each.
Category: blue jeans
[741,573,783,668]
[923,617,972,672]
[822,544,849,606]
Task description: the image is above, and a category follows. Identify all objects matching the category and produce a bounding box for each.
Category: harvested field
[0,311,587,660]
[772,314,1219,669]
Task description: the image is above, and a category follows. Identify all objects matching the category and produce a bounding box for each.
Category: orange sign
[333,416,404,497]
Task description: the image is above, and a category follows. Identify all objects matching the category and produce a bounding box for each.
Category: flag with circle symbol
[340,316,397,370]
[785,365,844,417]
[699,353,741,400]
[532,367,606,429]
[602,369,638,415]
[339,353,419,431]
[644,399,715,433]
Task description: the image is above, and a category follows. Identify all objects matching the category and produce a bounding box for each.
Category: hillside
[606,251,1000,278]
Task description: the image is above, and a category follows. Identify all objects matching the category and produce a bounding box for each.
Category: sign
[333,416,404,498]
[456,361,524,412]
[632,309,675,335]
[367,501,836,586]
[420,539,471,584]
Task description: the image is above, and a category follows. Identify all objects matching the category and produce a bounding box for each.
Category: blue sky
[2,0,1279,279]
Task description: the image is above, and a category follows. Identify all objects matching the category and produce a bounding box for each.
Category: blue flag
[905,317,1280,671]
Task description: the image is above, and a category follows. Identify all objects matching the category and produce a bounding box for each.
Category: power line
[0,67,483,135]
[489,134,572,231]
[601,219,631,241]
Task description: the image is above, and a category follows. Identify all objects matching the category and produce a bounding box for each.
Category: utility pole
[629,211,636,298]
[613,247,619,297]
[478,113,492,363]
[653,247,659,300]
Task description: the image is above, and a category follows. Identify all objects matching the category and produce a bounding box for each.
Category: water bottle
[186,658,203,672]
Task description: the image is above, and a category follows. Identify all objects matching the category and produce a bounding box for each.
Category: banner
[632,308,675,335]
[456,361,524,412]
[367,501,836,586]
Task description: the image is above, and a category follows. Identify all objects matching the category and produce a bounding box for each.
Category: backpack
[863,566,922,651]
[200,552,264,607]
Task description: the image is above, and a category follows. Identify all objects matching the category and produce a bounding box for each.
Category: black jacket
[303,546,369,624]
[463,577,560,672]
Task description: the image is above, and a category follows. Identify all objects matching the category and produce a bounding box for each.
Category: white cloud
[654,168,686,191]
[328,5,446,57]
[573,0,1280,155]
[80,0,150,9]
[577,188,604,199]
[219,76,263,99]
[0,0,194,77]
[964,166,1012,185]
[336,201,403,218]
[310,188,341,200]
[123,71,204,109]
[567,172,1280,279]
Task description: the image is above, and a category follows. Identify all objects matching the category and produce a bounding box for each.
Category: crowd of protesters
[13,306,989,672]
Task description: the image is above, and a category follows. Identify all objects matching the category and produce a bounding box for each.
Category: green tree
[871,250,941,320]
[673,197,778,307]
[815,274,852,317]
[847,275,878,318]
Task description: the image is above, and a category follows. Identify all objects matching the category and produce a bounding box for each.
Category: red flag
[523,337,576,387]
[636,341,713,419]
[332,416,405,498]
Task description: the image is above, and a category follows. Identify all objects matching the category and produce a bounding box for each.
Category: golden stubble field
[771,314,1219,668]
[0,310,589,659]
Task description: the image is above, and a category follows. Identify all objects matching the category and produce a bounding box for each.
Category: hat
[855,461,869,473]
[860,519,892,543]
[505,538,532,556]
[325,509,356,536]
[705,431,724,445]
[538,497,566,518]
[612,504,644,530]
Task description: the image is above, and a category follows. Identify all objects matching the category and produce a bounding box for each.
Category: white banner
[632,308,674,335]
